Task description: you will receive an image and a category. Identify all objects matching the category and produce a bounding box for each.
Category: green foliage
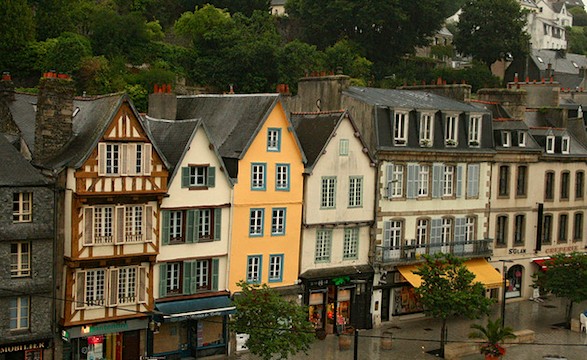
[277,40,325,92]
[568,27,587,55]
[124,83,148,112]
[469,318,516,347]
[174,4,233,47]
[43,32,93,73]
[0,0,35,55]
[191,0,271,17]
[324,39,372,81]
[455,0,529,68]
[232,281,315,360]
[30,0,75,41]
[570,6,587,27]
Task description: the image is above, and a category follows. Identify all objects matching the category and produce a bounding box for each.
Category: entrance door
[121,331,140,360]
[381,288,390,322]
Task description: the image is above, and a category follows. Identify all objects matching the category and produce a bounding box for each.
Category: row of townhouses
[1,73,586,360]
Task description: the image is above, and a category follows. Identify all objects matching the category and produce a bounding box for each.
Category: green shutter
[214,208,221,241]
[194,210,201,242]
[183,261,192,294]
[161,211,170,245]
[186,210,196,243]
[159,264,168,298]
[181,167,190,188]
[208,167,216,187]
[212,259,219,291]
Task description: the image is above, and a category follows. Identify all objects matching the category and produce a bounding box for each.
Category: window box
[445,139,457,146]
[394,139,406,145]
[469,140,479,147]
[419,139,431,147]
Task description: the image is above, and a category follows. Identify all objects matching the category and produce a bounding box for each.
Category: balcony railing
[374,238,493,264]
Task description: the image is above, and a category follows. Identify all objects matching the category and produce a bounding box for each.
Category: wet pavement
[230,296,587,359]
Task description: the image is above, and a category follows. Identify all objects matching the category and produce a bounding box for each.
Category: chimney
[34,74,75,161]
[148,83,177,120]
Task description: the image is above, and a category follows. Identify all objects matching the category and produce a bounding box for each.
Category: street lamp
[500,260,513,328]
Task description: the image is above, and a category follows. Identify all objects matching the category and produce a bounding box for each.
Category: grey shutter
[181,167,190,188]
[432,164,443,198]
[467,164,480,197]
[214,208,221,241]
[138,267,147,303]
[75,272,86,309]
[208,167,216,187]
[109,269,119,306]
[383,221,391,247]
[98,143,106,176]
[186,210,196,243]
[183,261,193,295]
[159,263,168,298]
[456,165,464,198]
[143,143,152,175]
[116,206,125,244]
[84,208,93,245]
[161,210,170,245]
[212,259,219,291]
[430,219,442,245]
[454,218,466,254]
[386,163,394,199]
[145,205,153,242]
[407,164,417,199]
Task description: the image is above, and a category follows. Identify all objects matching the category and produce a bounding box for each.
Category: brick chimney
[148,83,177,120]
[34,74,75,161]
[0,72,19,136]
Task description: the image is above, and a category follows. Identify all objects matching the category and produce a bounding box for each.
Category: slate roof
[291,111,342,170]
[0,134,49,186]
[531,50,587,89]
[7,93,37,151]
[529,127,587,156]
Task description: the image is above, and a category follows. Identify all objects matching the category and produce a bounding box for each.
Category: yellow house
[173,94,306,293]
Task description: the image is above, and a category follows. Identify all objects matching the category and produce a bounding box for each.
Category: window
[416,219,429,247]
[467,164,480,198]
[469,116,481,145]
[574,212,584,241]
[9,297,29,331]
[543,214,553,244]
[343,228,359,259]
[384,220,403,250]
[502,131,511,147]
[160,260,217,296]
[419,113,433,145]
[514,215,525,245]
[197,208,216,241]
[545,171,555,200]
[499,165,510,196]
[516,165,527,197]
[124,206,144,242]
[546,135,555,154]
[84,269,106,307]
[394,112,408,145]
[465,217,475,243]
[181,165,215,188]
[561,171,570,200]
[99,142,151,176]
[445,115,458,145]
[576,171,584,199]
[562,136,570,154]
[246,256,262,283]
[559,214,568,243]
[93,206,114,244]
[496,216,508,246]
[443,165,454,196]
[249,209,264,237]
[11,242,30,277]
[267,128,281,152]
[268,255,284,282]
[275,164,290,191]
[117,267,137,304]
[271,208,286,235]
[85,205,152,245]
[348,176,363,207]
[13,192,32,223]
[105,143,119,174]
[251,163,266,190]
[315,230,332,263]
[195,260,211,290]
[387,164,404,198]
[339,139,349,155]
[418,165,430,197]
[166,262,182,294]
[518,132,527,147]
[441,218,452,245]
[321,177,337,208]
[169,211,184,243]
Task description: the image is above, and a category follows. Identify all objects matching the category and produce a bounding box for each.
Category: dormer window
[419,113,433,147]
[445,115,458,146]
[394,112,408,145]
[468,116,481,146]
[562,135,570,154]
[537,56,544,63]
[518,131,527,147]
[502,131,511,147]
[546,135,555,154]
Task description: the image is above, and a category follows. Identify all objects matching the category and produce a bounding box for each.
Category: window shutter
[195,209,202,242]
[161,210,170,245]
[208,167,216,187]
[432,164,442,198]
[138,266,147,303]
[109,269,119,306]
[143,143,152,175]
[456,165,464,198]
[189,260,198,294]
[407,164,417,199]
[183,261,193,295]
[159,264,168,298]
[127,144,137,176]
[144,205,153,242]
[98,143,106,176]
[430,219,442,245]
[186,210,196,243]
[84,208,94,245]
[115,206,125,244]
[212,259,219,291]
[383,221,392,247]
[455,218,466,243]
[181,167,190,188]
[386,163,394,198]
[75,272,86,309]
[214,208,221,241]
[467,164,480,197]
[120,144,128,176]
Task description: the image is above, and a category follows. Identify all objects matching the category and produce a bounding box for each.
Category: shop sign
[508,248,526,254]
[0,341,48,354]
[187,311,224,320]
[545,245,578,254]
[68,318,148,338]
[81,322,128,335]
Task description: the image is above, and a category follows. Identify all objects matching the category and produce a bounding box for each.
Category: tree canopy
[454,0,529,68]
[415,254,494,356]
[231,281,315,360]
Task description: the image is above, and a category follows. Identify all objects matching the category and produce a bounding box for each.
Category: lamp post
[500,260,513,328]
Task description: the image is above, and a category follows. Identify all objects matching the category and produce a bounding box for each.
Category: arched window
[506,265,523,299]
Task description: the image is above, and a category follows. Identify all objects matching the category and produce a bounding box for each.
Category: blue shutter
[454,218,466,255]
[386,163,394,199]
[186,210,196,243]
[183,261,193,295]
[383,221,391,247]
[207,167,216,187]
[161,210,170,245]
[214,208,222,241]
[467,164,480,197]
[159,264,168,298]
[456,165,464,198]
[212,259,219,291]
[181,167,190,188]
[432,164,442,198]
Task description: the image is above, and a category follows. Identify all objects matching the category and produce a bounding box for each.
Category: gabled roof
[531,49,587,74]
[7,93,38,152]
[291,110,373,172]
[0,134,49,186]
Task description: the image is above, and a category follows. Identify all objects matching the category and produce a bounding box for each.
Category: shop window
[309,292,325,329]
[505,265,523,299]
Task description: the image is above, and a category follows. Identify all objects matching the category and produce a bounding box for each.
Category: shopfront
[505,265,524,299]
[0,340,50,360]
[64,318,147,360]
[152,296,234,358]
[300,265,374,332]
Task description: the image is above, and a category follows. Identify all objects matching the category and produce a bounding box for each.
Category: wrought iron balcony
[374,238,493,265]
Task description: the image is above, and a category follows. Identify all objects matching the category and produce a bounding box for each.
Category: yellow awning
[397,258,503,289]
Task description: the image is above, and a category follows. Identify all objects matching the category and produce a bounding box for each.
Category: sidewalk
[231,297,587,359]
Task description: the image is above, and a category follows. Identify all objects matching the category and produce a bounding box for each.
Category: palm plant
[469,318,516,358]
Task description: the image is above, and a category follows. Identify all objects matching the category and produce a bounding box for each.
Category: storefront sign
[187,311,225,320]
[545,245,578,254]
[0,341,48,354]
[508,248,526,254]
[68,318,148,338]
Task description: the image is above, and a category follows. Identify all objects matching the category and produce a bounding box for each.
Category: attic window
[73,107,80,117]
[537,56,544,63]
[562,136,570,154]
[502,131,511,147]
[572,61,579,68]
[518,132,527,147]
[546,135,555,154]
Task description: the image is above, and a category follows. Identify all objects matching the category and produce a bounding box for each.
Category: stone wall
[477,88,527,119]
[284,75,350,113]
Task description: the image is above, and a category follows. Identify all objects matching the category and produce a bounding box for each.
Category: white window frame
[418,165,429,197]
[416,219,428,247]
[502,131,511,147]
[339,139,349,156]
[465,217,475,243]
[167,262,181,293]
[99,142,151,176]
[388,220,402,249]
[562,135,570,154]
[468,116,481,146]
[275,164,289,190]
[251,163,266,190]
[391,165,404,198]
[247,256,262,283]
[419,113,433,146]
[348,176,363,207]
[124,206,144,242]
[441,218,452,245]
[315,230,332,263]
[445,115,458,146]
[94,206,114,244]
[443,165,454,197]
[117,267,137,304]
[546,135,555,153]
[85,269,106,307]
[11,242,31,278]
[321,177,337,208]
[343,228,359,259]
[394,112,408,145]
[9,297,29,331]
[518,131,527,147]
[268,255,283,282]
[105,143,120,175]
[267,128,281,152]
[190,166,208,186]
[271,208,286,235]
[13,192,32,223]
[196,260,210,290]
[249,209,264,236]
[169,210,183,242]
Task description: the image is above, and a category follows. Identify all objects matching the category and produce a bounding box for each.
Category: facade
[144,115,234,358]
[521,0,572,50]
[292,111,376,332]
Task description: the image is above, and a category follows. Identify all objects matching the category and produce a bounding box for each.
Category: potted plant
[469,318,516,360]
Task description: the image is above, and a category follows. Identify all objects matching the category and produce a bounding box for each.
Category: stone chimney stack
[148,83,177,120]
[0,72,20,136]
[34,73,75,161]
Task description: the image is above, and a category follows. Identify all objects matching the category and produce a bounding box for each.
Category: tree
[469,318,516,358]
[42,32,93,74]
[415,254,494,357]
[231,281,315,360]
[569,6,587,27]
[454,0,530,69]
[0,0,35,53]
[534,252,587,328]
